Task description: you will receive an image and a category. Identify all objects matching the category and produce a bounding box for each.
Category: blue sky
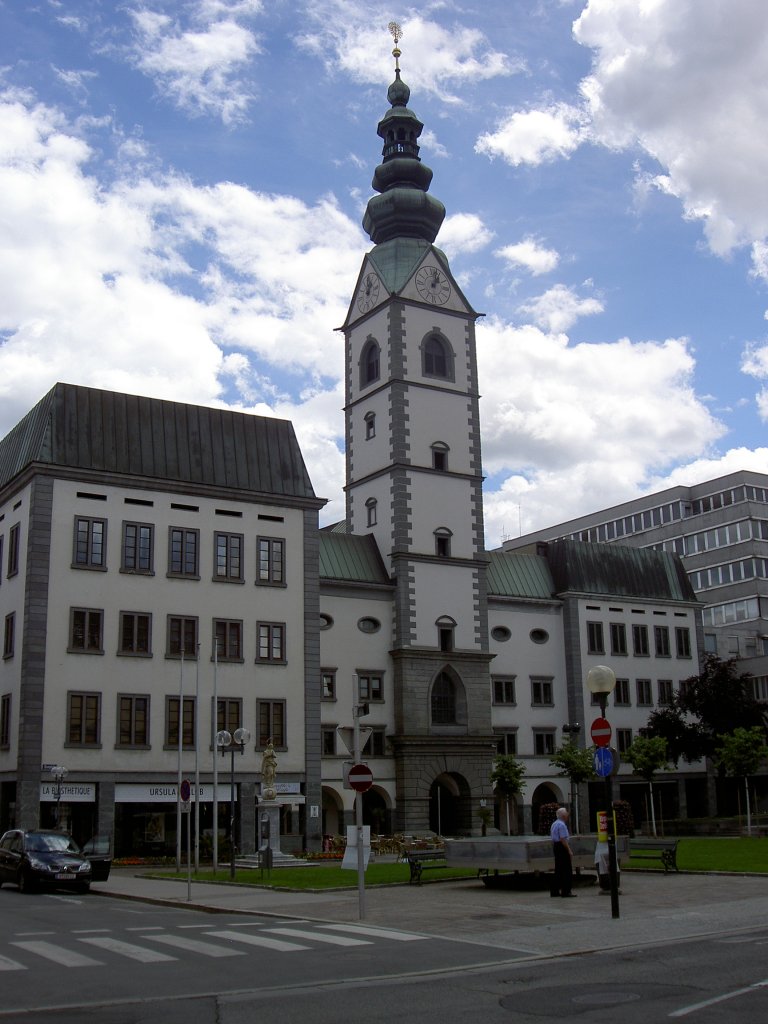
[2,0,768,544]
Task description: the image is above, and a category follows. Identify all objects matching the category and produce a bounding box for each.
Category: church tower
[341,27,495,833]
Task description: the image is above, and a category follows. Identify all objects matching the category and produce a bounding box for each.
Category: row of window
[359,332,455,391]
[73,517,285,585]
[657,517,768,557]
[587,622,692,659]
[0,692,286,751]
[321,671,383,702]
[492,675,680,708]
[702,596,760,627]
[690,557,768,592]
[496,726,636,758]
[0,523,20,582]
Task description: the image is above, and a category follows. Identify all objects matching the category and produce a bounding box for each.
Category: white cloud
[517,283,603,332]
[475,103,588,166]
[126,2,262,124]
[436,213,494,260]
[496,237,559,276]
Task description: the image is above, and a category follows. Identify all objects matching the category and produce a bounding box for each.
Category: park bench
[628,837,679,873]
[405,847,447,884]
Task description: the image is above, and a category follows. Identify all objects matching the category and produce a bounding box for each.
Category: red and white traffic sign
[590,717,612,748]
[347,763,374,793]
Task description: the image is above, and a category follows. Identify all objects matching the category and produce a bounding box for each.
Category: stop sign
[347,763,374,793]
[590,717,612,747]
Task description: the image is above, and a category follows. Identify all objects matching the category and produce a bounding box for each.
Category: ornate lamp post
[586,665,620,919]
[51,765,69,829]
[216,728,251,879]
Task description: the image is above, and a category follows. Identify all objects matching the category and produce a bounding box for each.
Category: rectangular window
[258,700,286,748]
[533,730,556,756]
[257,622,286,663]
[322,727,337,756]
[531,677,553,706]
[73,517,106,569]
[587,621,604,654]
[168,527,199,577]
[167,616,198,658]
[214,532,243,582]
[675,627,692,658]
[165,696,196,748]
[495,730,517,756]
[118,695,149,747]
[67,692,101,746]
[122,521,153,573]
[119,612,151,656]
[658,679,674,706]
[610,622,627,656]
[214,619,243,661]
[364,413,375,440]
[636,678,653,705]
[7,523,20,577]
[654,625,671,657]
[492,677,516,704]
[362,728,387,757]
[216,698,242,735]
[439,625,454,652]
[358,673,383,701]
[632,624,650,656]
[69,608,103,653]
[3,613,14,659]
[0,693,10,747]
[321,670,336,701]
[616,728,633,754]
[257,537,285,586]
[614,678,630,706]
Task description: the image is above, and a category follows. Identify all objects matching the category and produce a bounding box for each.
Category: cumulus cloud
[436,213,494,260]
[475,102,588,166]
[496,237,559,276]
[517,283,603,333]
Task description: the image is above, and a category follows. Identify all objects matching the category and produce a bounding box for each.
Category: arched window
[422,333,454,380]
[365,497,377,528]
[436,614,456,652]
[360,338,380,389]
[431,441,449,471]
[434,527,452,558]
[364,411,376,440]
[431,671,456,724]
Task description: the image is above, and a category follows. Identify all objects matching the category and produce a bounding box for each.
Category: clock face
[415,265,451,305]
[357,272,381,313]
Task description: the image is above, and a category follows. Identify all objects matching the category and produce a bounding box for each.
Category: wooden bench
[405,848,447,884]
[627,837,679,873]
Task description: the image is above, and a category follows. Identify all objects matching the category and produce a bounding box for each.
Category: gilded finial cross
[388,21,402,71]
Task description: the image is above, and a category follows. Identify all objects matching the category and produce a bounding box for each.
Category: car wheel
[17,869,36,893]
[77,883,91,894]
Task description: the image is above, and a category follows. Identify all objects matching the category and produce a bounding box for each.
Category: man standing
[550,807,576,897]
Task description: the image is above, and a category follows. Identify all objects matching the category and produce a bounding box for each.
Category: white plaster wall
[349,387,390,480]
[412,562,479,649]
[408,474,474,556]
[402,306,471,392]
[350,306,389,398]
[348,476,391,560]
[405,389,474,475]
[0,480,33,766]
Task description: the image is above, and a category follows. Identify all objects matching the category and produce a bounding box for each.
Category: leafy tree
[643,655,766,764]
[549,740,594,832]
[714,726,768,834]
[624,736,670,836]
[490,755,526,835]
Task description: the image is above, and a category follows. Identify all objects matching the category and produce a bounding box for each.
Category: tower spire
[362,25,445,245]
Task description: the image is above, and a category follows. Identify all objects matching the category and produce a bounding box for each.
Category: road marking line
[0,954,26,971]
[72,929,111,934]
[320,924,426,942]
[205,929,310,952]
[264,927,372,947]
[670,978,768,1017]
[78,936,177,963]
[141,933,244,957]
[10,941,102,967]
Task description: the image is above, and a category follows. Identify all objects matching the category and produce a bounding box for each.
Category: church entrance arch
[429,772,471,837]
[531,782,564,834]
[362,787,390,835]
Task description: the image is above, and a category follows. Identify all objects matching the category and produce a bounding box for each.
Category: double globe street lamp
[215,728,251,879]
[586,665,621,919]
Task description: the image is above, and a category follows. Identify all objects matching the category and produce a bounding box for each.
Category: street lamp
[50,765,68,829]
[586,665,620,919]
[216,727,251,879]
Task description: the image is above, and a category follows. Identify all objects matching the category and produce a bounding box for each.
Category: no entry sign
[590,717,612,747]
[347,763,374,793]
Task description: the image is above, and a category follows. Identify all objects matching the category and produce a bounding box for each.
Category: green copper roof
[366,238,448,295]
[319,532,391,585]
[487,551,555,600]
[547,539,697,602]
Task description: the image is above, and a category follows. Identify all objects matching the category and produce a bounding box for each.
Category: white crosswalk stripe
[78,936,177,962]
[141,933,244,957]
[0,953,26,971]
[320,924,427,942]
[204,929,310,952]
[10,941,102,967]
[264,927,372,946]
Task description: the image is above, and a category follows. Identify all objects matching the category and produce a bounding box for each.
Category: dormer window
[360,338,380,389]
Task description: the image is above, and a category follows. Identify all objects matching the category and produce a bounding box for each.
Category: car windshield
[26,834,81,854]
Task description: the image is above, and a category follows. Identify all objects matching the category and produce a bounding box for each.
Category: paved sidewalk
[94,867,768,958]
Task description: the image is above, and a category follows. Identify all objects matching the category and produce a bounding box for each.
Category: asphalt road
[1,887,767,1023]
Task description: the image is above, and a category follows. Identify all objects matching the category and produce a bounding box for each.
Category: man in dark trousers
[550,806,576,897]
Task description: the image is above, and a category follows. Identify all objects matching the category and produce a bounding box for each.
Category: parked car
[0,829,112,893]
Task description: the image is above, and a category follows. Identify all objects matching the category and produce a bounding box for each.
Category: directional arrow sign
[347,763,374,793]
[590,717,612,748]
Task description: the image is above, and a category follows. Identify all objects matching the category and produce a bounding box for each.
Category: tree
[490,755,526,835]
[714,727,768,834]
[549,740,594,833]
[623,736,670,836]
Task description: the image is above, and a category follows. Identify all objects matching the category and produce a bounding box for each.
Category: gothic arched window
[422,333,454,381]
[360,338,380,389]
[431,671,456,724]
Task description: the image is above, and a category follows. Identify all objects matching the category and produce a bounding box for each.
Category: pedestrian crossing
[0,921,426,971]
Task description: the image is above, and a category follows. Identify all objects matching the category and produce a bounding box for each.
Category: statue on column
[261,739,278,801]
